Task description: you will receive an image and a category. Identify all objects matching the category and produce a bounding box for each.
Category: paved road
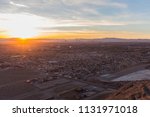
[101,63,150,81]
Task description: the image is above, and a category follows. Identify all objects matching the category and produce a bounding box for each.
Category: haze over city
[0,0,150,39]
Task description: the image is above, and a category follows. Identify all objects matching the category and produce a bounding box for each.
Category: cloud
[0,0,150,38]
[37,19,127,34]
[9,1,28,8]
[62,0,127,8]
[0,30,5,33]
[0,0,127,17]
[56,19,127,26]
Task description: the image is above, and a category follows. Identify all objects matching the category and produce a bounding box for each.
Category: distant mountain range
[67,38,150,43]
[0,38,150,42]
[96,38,150,42]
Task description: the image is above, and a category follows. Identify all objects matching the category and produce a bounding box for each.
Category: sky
[0,0,150,39]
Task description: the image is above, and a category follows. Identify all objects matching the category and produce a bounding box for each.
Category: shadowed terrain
[0,39,150,100]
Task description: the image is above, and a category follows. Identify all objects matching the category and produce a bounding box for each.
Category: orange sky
[1,31,150,40]
[32,31,150,39]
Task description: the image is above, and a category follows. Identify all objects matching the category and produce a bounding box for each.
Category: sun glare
[0,13,50,39]
[9,26,38,38]
[7,14,39,38]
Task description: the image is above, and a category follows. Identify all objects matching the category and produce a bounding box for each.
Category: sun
[7,14,39,38]
[1,13,44,39]
[0,13,63,39]
[9,26,38,38]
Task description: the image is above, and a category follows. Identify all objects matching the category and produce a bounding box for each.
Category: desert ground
[0,39,150,100]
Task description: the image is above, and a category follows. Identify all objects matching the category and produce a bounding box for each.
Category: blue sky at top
[0,0,150,38]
